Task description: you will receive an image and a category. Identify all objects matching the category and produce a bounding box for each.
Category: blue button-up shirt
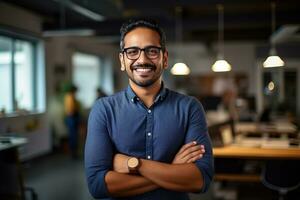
[85,84,214,200]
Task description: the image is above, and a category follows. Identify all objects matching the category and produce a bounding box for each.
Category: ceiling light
[53,0,105,21]
[171,6,191,75]
[67,1,105,21]
[263,48,284,68]
[263,2,284,68]
[171,62,190,75]
[212,60,232,72]
[212,4,231,72]
[43,29,95,37]
[44,1,97,37]
[268,81,275,91]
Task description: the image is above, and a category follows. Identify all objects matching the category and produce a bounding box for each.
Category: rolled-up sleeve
[84,100,113,199]
[185,98,214,193]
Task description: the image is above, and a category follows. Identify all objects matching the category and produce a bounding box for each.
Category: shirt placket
[145,108,153,160]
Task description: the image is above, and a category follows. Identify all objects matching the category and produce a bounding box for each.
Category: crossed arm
[105,142,205,197]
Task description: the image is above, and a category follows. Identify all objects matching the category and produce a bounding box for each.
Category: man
[85,19,214,199]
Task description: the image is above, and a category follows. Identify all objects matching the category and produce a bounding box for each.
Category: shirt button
[131,99,134,102]
[147,155,151,159]
[148,110,151,113]
[147,132,151,136]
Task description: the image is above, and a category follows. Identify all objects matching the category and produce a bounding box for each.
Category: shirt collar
[126,85,138,103]
[126,82,168,103]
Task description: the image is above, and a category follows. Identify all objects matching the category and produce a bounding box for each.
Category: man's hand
[172,141,205,164]
[113,153,130,173]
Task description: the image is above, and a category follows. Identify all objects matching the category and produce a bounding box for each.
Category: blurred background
[0,0,300,200]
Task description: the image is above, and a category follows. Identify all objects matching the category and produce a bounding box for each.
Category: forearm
[105,171,159,197]
[139,160,203,192]
[109,141,206,195]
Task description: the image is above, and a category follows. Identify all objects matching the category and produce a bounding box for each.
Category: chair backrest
[0,148,24,200]
[262,160,300,190]
[209,119,235,147]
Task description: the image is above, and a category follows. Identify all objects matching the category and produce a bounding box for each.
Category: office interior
[0,1,300,200]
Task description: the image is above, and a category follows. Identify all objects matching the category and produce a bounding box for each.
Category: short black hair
[120,18,166,52]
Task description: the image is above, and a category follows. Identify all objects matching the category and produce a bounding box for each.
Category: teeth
[135,68,151,72]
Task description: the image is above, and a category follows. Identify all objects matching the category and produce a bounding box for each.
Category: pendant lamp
[212,4,231,72]
[263,2,285,68]
[170,6,190,75]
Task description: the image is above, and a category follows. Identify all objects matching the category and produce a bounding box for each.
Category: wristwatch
[127,157,140,173]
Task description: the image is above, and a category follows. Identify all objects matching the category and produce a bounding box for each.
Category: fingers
[173,142,205,164]
[180,144,205,160]
[177,141,198,154]
[186,149,205,163]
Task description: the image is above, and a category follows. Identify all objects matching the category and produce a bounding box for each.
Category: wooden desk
[213,144,300,182]
[208,119,299,182]
[213,145,300,160]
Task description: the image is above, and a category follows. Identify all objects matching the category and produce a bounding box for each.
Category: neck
[129,79,162,108]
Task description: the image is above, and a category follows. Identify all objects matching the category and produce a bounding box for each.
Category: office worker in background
[64,84,81,159]
[84,19,214,199]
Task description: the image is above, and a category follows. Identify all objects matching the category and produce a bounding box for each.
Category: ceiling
[4,0,300,44]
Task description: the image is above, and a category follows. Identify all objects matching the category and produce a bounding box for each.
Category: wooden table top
[213,145,300,159]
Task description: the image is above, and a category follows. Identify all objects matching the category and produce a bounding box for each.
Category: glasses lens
[125,47,140,59]
[145,47,161,58]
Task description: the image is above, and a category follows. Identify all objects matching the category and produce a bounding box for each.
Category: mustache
[131,63,156,70]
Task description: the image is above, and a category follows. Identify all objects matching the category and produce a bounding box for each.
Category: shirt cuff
[87,169,110,199]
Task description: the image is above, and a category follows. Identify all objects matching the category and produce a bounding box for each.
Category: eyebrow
[124,45,161,49]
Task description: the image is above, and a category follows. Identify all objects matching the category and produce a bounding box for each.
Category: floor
[22,152,214,200]
[21,152,299,200]
[23,153,93,200]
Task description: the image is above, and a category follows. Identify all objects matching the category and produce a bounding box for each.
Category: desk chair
[0,148,38,200]
[261,160,300,200]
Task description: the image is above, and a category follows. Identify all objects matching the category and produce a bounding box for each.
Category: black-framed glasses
[122,46,162,60]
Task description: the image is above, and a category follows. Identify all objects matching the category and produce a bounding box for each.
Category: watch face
[128,157,139,169]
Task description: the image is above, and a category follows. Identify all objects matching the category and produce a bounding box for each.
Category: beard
[126,63,163,88]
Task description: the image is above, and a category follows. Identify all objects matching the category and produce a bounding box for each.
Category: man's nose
[136,50,149,63]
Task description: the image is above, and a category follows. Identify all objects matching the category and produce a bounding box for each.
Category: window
[0,33,45,115]
[0,36,13,112]
[72,52,102,109]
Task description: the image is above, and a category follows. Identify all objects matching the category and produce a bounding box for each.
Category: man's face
[119,27,168,88]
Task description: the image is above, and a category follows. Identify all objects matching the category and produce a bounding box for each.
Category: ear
[119,53,125,71]
[163,50,168,69]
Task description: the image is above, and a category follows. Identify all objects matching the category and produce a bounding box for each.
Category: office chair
[0,150,38,200]
[24,187,38,200]
[261,160,300,200]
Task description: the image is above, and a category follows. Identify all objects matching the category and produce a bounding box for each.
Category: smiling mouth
[135,68,152,72]
[131,64,156,72]
[133,68,154,77]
